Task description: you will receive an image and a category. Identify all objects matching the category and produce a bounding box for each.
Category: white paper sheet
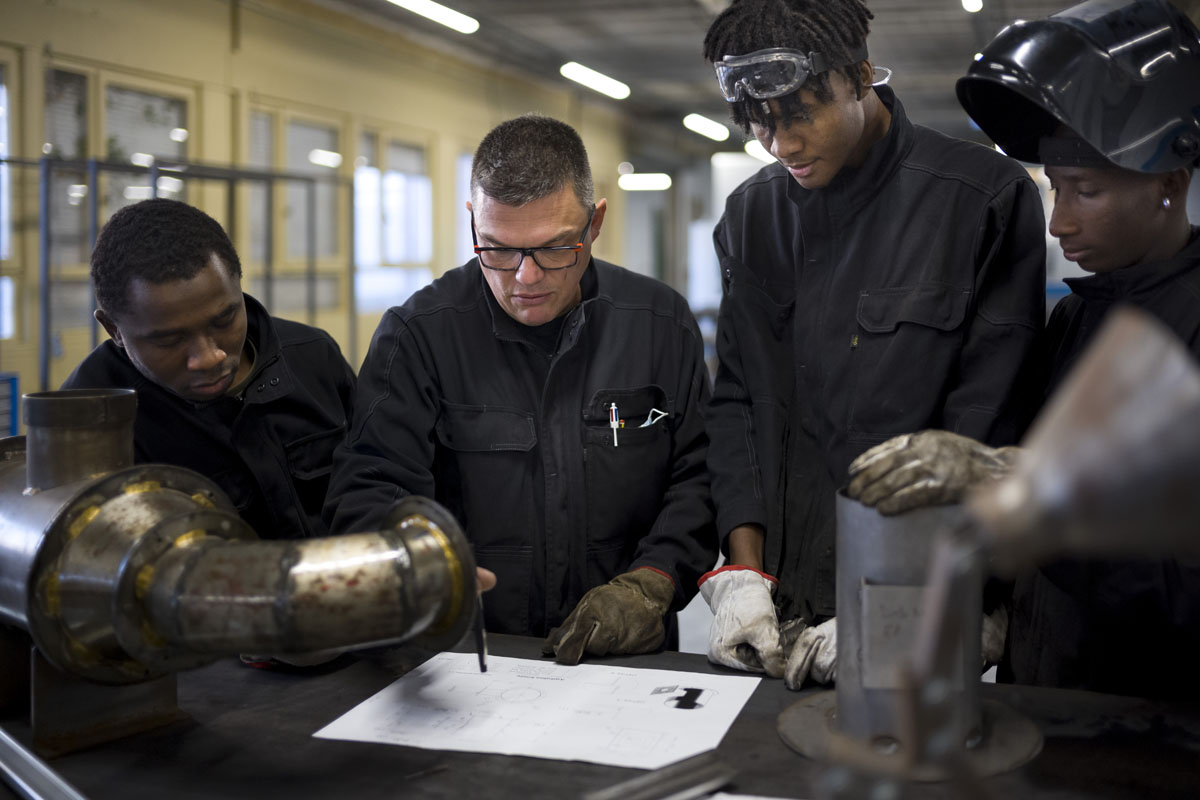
[314,653,761,769]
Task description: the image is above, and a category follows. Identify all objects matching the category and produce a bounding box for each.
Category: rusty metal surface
[0,636,1194,800]
[969,308,1200,571]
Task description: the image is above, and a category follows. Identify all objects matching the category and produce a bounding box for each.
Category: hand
[542,568,675,665]
[698,566,785,677]
[782,617,836,690]
[981,605,1008,668]
[847,430,1019,515]
[476,567,497,593]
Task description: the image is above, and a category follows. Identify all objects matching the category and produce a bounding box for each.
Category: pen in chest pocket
[609,402,619,447]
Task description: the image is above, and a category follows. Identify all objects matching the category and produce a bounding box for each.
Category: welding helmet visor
[957,0,1200,172]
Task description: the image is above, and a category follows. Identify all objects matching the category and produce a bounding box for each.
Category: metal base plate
[777,690,1043,781]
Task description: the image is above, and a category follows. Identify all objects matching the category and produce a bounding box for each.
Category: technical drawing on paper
[313,653,761,769]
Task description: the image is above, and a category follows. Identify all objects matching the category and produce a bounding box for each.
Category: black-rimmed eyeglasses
[471,207,595,272]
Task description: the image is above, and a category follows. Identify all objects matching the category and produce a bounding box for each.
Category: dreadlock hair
[703,0,874,133]
[92,198,241,318]
[470,114,594,211]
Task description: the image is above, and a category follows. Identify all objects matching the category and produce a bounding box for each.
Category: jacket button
[269,377,280,386]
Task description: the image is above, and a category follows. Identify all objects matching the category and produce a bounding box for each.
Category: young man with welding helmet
[697,0,1048,689]
[847,0,1200,699]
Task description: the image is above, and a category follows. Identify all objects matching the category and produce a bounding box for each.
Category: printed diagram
[313,653,761,769]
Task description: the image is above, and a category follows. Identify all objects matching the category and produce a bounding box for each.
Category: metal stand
[30,649,184,758]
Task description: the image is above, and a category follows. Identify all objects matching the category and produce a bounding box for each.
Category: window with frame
[44,68,90,269]
[353,135,431,268]
[104,84,188,211]
[285,118,339,260]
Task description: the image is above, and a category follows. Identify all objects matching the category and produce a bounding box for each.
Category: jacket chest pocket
[848,283,971,436]
[434,403,537,548]
[285,426,345,511]
[581,386,671,582]
[435,403,537,635]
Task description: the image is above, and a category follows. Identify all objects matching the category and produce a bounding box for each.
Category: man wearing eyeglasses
[697,0,1047,689]
[325,114,718,664]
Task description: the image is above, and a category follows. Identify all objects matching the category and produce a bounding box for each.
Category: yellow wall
[0,0,631,405]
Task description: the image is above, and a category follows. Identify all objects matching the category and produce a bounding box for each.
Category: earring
[1163,197,1172,210]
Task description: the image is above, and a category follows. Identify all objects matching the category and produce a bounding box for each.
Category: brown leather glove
[846,430,1020,516]
[542,568,676,665]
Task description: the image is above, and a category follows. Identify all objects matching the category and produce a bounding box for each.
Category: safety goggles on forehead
[714,46,869,102]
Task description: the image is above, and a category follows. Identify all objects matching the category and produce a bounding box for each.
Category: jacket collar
[481,258,599,348]
[1064,226,1200,302]
[786,84,912,216]
[238,293,294,405]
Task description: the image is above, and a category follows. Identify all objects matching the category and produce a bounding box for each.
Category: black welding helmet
[957,0,1200,172]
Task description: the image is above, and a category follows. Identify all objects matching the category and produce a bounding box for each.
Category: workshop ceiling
[320,0,1071,168]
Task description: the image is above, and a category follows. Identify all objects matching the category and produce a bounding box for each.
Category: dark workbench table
[3,635,1199,799]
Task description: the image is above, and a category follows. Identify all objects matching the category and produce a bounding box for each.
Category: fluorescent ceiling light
[386,0,479,34]
[618,173,671,191]
[123,186,154,200]
[743,140,775,163]
[560,62,630,100]
[308,149,343,168]
[156,176,185,194]
[130,152,155,167]
[169,127,189,143]
[962,0,983,12]
[683,113,731,142]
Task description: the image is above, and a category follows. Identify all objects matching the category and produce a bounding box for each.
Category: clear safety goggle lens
[715,53,810,102]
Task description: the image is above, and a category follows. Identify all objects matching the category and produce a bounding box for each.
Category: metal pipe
[144,504,471,656]
[37,158,50,392]
[87,159,99,351]
[0,725,89,800]
[306,178,316,324]
[834,494,981,748]
[1,392,476,685]
[22,389,135,492]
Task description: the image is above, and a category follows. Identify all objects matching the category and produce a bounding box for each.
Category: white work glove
[981,605,1008,669]
[846,430,1019,515]
[782,617,837,690]
[698,566,785,677]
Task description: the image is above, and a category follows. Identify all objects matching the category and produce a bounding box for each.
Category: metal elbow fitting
[0,389,475,685]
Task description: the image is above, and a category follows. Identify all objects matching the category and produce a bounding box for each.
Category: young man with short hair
[64,198,356,541]
[698,0,1048,688]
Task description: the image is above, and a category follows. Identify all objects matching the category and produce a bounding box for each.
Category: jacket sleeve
[628,304,719,606]
[322,309,436,534]
[705,216,771,546]
[943,174,1047,446]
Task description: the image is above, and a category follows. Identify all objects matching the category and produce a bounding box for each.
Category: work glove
[846,430,1020,516]
[542,567,676,665]
[980,605,1009,669]
[698,566,785,677]
[781,617,837,690]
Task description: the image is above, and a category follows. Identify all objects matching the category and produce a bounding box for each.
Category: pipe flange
[383,496,477,651]
[112,507,256,675]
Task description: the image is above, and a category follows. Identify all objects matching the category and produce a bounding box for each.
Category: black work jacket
[62,294,356,540]
[708,86,1046,622]
[324,259,718,637]
[1005,227,1200,699]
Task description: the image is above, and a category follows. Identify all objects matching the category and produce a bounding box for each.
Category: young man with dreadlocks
[697,0,1048,689]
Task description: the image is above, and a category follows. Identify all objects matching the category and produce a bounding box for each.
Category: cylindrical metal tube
[142,501,474,656]
[835,493,982,749]
[2,391,476,686]
[23,390,136,492]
